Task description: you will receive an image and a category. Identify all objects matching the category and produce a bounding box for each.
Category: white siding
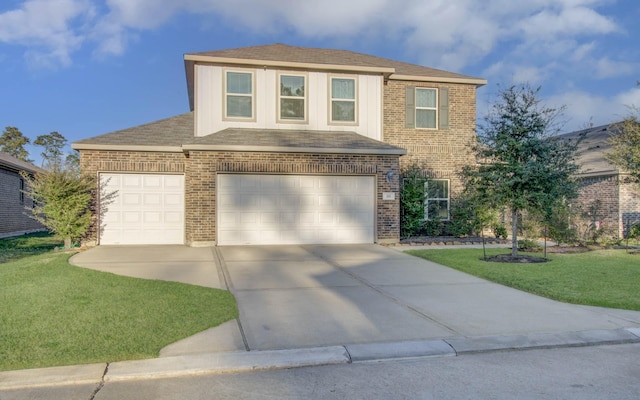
[194,64,383,140]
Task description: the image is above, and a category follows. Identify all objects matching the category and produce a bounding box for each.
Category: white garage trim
[99,173,185,245]
[217,174,375,245]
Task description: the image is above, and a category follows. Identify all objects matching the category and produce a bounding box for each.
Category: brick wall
[383,79,477,195]
[80,149,400,245]
[575,175,620,237]
[0,167,45,237]
[620,176,640,236]
[79,150,187,244]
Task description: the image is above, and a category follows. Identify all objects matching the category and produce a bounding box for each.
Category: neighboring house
[558,123,640,238]
[0,152,46,238]
[72,43,486,246]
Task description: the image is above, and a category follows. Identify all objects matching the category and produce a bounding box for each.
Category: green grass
[0,251,238,371]
[0,232,64,263]
[406,248,640,311]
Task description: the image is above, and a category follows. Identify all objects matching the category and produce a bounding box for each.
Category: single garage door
[100,173,185,245]
[217,174,375,245]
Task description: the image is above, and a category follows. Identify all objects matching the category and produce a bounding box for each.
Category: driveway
[71,244,640,353]
[219,244,640,351]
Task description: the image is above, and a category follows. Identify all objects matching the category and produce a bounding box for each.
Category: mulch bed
[483,254,549,263]
[397,236,509,246]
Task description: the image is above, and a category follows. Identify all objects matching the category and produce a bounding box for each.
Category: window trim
[424,179,450,221]
[19,177,25,204]
[415,87,438,130]
[277,72,308,124]
[328,74,358,125]
[223,68,256,121]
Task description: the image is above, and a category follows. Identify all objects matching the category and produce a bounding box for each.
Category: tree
[20,168,95,249]
[606,109,640,184]
[462,84,582,257]
[0,126,32,162]
[34,131,67,170]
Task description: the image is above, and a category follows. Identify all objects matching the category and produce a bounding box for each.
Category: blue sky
[1,0,639,164]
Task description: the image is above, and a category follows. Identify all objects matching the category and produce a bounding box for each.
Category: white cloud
[594,57,636,79]
[0,0,94,67]
[615,87,640,110]
[545,87,638,131]
[0,0,627,73]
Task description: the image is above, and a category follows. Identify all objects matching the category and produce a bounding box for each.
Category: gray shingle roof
[187,43,483,82]
[0,152,45,174]
[72,113,194,150]
[72,113,406,155]
[557,123,622,176]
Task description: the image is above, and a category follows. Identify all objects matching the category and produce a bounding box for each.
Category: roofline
[184,54,396,75]
[72,142,407,156]
[390,74,487,86]
[71,143,184,153]
[575,170,619,178]
[182,144,407,155]
[0,157,45,174]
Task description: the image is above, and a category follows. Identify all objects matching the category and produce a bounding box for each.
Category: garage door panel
[143,193,162,206]
[100,173,184,245]
[218,174,374,245]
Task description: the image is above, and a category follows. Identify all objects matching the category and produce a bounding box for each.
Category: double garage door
[218,174,375,245]
[100,173,375,245]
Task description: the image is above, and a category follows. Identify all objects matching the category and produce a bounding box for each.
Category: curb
[2,328,639,389]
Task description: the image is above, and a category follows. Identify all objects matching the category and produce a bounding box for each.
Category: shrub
[400,165,427,238]
[492,223,508,239]
[518,239,541,251]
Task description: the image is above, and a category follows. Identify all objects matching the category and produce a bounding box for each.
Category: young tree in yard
[462,84,582,257]
[606,109,640,184]
[20,168,95,250]
[34,131,67,170]
[0,126,32,162]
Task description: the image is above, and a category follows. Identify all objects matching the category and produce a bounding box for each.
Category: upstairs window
[330,76,357,123]
[405,86,449,130]
[415,88,437,129]
[425,179,450,220]
[278,73,306,122]
[225,70,254,119]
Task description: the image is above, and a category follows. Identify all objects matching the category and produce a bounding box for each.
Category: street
[2,343,639,400]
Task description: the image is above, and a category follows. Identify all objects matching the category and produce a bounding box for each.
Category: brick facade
[0,167,45,238]
[80,149,400,245]
[619,176,640,237]
[383,80,477,195]
[575,174,640,238]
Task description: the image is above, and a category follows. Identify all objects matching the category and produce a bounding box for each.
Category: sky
[1,0,639,165]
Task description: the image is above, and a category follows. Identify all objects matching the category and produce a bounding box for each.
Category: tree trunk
[511,209,518,257]
[64,237,72,250]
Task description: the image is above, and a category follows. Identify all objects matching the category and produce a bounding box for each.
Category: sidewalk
[2,243,640,390]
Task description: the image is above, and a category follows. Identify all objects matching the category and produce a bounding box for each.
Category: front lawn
[0,231,63,263]
[1,250,238,371]
[406,248,640,311]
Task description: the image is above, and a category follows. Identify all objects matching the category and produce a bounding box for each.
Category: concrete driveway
[219,244,640,351]
[71,244,640,354]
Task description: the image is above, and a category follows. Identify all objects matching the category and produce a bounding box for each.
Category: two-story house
[72,44,486,246]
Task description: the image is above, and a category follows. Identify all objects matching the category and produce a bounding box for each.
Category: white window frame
[415,87,438,130]
[328,75,358,125]
[424,179,450,221]
[277,72,307,123]
[223,69,255,121]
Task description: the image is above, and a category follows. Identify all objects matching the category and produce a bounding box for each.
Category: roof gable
[184,43,487,110]
[557,122,625,176]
